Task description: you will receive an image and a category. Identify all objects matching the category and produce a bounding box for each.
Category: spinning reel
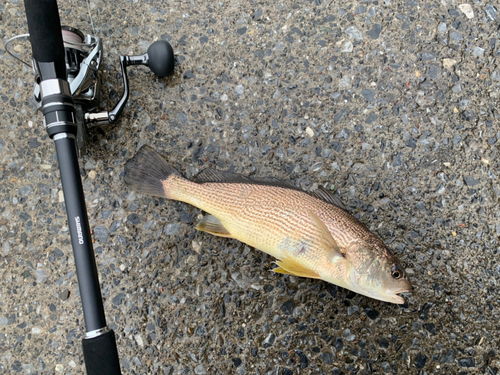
[6,26,175,155]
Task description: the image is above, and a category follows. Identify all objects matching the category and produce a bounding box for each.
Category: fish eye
[392,270,401,279]
[391,265,404,279]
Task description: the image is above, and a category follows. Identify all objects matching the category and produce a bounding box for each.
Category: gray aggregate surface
[1,0,500,374]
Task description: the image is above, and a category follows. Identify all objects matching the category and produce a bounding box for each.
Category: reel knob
[85,39,177,129]
[147,41,175,77]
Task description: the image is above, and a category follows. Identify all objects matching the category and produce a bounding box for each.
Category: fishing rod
[5,0,175,373]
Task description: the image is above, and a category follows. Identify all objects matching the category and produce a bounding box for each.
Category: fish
[124,145,412,304]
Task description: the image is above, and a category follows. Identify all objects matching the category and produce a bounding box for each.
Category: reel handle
[86,40,175,126]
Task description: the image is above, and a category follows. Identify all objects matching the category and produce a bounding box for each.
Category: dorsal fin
[195,168,346,210]
[309,186,347,211]
[195,168,251,184]
[195,169,299,190]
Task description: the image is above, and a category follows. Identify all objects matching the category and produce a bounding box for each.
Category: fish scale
[169,176,372,262]
[124,145,412,304]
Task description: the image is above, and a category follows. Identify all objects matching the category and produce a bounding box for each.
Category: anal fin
[272,256,321,279]
[196,215,233,238]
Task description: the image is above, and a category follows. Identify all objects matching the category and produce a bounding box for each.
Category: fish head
[341,243,412,304]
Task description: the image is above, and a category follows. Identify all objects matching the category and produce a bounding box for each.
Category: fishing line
[86,0,96,36]
[61,27,86,51]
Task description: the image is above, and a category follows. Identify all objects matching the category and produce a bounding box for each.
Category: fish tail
[124,145,182,198]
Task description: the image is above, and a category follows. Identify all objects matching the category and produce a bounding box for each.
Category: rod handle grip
[82,329,122,375]
[24,0,66,79]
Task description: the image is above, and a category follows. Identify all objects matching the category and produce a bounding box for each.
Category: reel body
[31,27,103,153]
[62,27,103,110]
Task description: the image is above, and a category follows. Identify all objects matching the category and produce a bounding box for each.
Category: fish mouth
[389,294,406,305]
[388,288,412,304]
[360,288,411,305]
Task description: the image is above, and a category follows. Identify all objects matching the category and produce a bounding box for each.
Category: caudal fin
[124,145,181,197]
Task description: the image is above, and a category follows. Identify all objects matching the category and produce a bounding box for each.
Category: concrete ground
[1,0,499,374]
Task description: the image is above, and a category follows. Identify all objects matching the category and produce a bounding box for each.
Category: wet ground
[1,0,500,374]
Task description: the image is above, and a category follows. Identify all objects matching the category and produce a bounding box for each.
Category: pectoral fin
[196,215,233,238]
[272,256,321,279]
[310,211,345,259]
